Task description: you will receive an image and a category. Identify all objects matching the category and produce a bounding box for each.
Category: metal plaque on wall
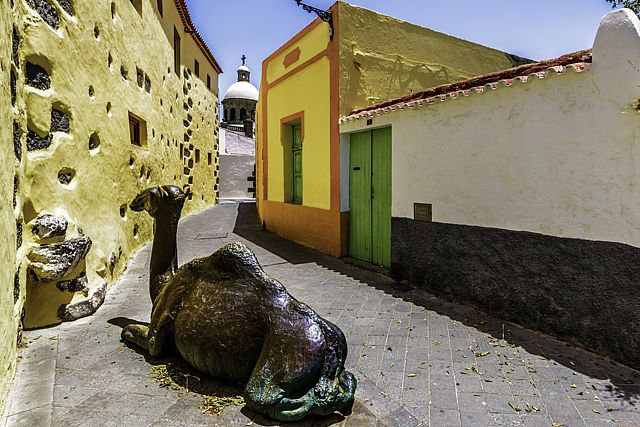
[414,203,432,222]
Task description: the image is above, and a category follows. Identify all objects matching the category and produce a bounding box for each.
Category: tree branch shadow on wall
[232,203,640,408]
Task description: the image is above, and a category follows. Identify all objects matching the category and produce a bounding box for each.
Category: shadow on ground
[232,203,640,406]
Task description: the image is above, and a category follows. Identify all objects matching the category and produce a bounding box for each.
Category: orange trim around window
[280,111,305,145]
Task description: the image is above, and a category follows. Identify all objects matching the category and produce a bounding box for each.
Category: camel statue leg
[122,297,173,357]
[122,324,150,352]
[243,334,354,422]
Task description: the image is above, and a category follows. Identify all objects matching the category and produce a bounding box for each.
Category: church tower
[221,56,259,136]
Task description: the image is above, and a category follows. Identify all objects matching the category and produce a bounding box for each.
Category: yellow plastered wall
[262,20,333,210]
[338,1,529,116]
[0,0,20,408]
[266,59,331,209]
[16,0,220,329]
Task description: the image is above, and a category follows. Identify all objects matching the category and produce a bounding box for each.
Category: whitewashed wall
[219,155,255,200]
[341,9,640,248]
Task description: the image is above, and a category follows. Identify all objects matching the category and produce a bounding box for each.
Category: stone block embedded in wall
[57,282,106,322]
[12,121,21,161]
[27,236,91,281]
[25,0,59,29]
[56,272,89,295]
[25,62,50,90]
[57,0,73,16]
[50,108,70,133]
[31,214,68,240]
[26,129,52,151]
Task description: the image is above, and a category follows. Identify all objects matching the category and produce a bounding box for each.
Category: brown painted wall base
[261,201,348,257]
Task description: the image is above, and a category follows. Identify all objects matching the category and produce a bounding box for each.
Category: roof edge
[174,0,223,74]
[349,49,592,116]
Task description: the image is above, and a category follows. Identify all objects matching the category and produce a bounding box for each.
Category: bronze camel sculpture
[121,186,356,421]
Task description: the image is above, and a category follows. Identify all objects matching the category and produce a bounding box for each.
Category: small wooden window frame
[128,112,147,148]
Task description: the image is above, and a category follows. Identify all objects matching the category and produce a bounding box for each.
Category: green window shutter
[292,124,303,204]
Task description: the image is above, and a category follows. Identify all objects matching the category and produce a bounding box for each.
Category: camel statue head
[130,185,186,219]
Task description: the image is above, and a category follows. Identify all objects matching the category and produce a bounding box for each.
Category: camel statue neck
[149,211,181,303]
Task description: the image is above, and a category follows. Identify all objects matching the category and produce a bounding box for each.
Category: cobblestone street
[2,203,640,427]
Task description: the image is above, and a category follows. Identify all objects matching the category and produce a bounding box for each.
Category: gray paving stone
[4,405,51,427]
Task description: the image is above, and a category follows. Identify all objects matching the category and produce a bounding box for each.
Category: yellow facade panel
[266,21,331,85]
[266,58,332,210]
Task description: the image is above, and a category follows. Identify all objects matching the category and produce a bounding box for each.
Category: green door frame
[349,127,392,267]
[292,123,302,204]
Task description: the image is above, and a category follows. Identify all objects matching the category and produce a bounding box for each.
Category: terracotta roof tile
[343,49,592,122]
[174,0,222,74]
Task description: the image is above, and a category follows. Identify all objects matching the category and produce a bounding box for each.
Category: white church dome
[224,80,259,101]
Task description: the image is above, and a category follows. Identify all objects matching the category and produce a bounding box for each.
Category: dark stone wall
[25,0,59,29]
[391,217,640,369]
[26,62,50,90]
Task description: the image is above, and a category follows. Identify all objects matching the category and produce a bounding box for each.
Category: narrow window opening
[195,149,200,163]
[128,112,147,148]
[173,27,181,75]
[194,59,200,77]
[207,74,211,90]
[157,0,162,17]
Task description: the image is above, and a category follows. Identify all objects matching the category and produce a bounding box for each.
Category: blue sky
[185,0,619,99]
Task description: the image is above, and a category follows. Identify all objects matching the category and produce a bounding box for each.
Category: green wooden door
[372,127,392,267]
[349,127,391,267]
[292,124,303,204]
[349,131,372,262]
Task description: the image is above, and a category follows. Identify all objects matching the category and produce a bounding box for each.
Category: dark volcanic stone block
[58,282,106,322]
[58,169,74,185]
[26,62,51,90]
[10,70,16,106]
[32,214,68,240]
[14,273,20,303]
[391,218,640,370]
[25,0,60,29]
[26,130,52,151]
[13,176,18,208]
[57,0,73,15]
[16,222,22,249]
[12,27,19,65]
[13,122,22,161]
[56,272,89,294]
[27,237,92,281]
[51,108,70,133]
